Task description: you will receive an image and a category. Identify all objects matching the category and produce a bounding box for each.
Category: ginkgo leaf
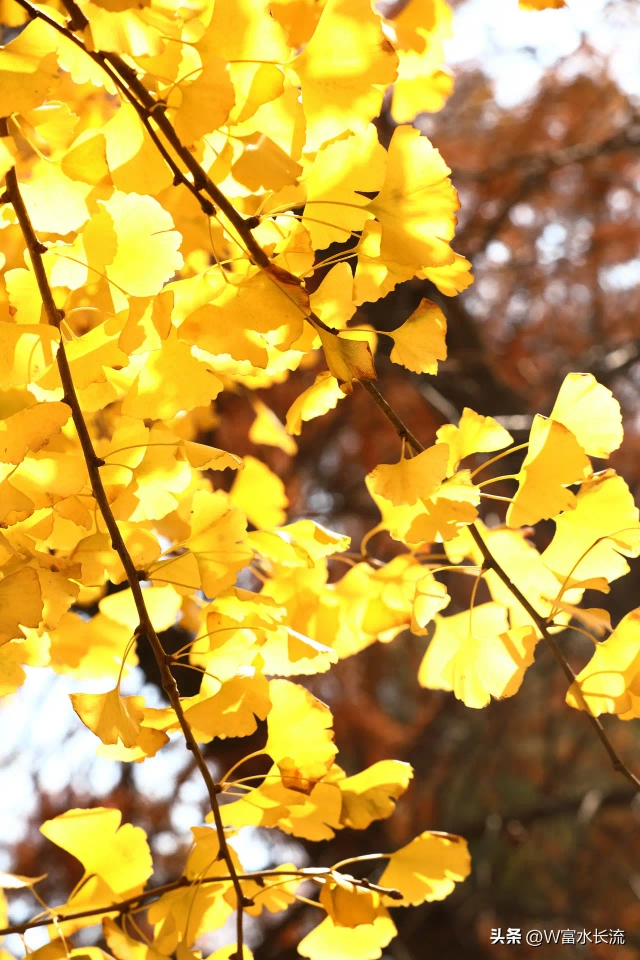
[411,572,450,633]
[0,323,59,388]
[294,0,398,150]
[286,371,345,435]
[339,760,413,830]
[70,688,145,748]
[320,873,382,927]
[36,318,128,392]
[506,415,592,529]
[367,125,459,271]
[367,443,449,507]
[230,455,288,529]
[0,567,43,645]
[298,913,397,960]
[99,585,181,634]
[185,489,252,597]
[420,252,474,297]
[418,602,536,709]
[103,102,173,195]
[378,831,470,906]
[183,669,271,741]
[550,372,623,459]
[40,807,153,895]
[566,608,640,717]
[0,401,70,464]
[436,408,513,476]
[89,192,183,299]
[302,126,386,250]
[20,162,91,235]
[315,324,376,392]
[0,18,59,117]
[173,56,235,146]
[309,263,356,331]
[388,299,447,375]
[249,398,298,455]
[97,726,169,763]
[182,441,243,472]
[122,336,223,421]
[265,678,337,788]
[542,469,640,586]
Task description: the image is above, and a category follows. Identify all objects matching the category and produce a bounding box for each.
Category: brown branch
[4,166,248,956]
[0,868,403,937]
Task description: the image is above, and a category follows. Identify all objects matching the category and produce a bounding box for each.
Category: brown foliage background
[4,1,640,958]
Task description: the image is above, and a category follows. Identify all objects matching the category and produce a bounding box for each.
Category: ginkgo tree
[0,0,634,957]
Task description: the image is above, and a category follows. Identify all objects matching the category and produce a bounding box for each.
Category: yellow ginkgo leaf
[183,669,271,741]
[420,252,474,297]
[20,162,91,235]
[91,192,183,299]
[0,323,59,388]
[339,760,413,830]
[320,873,381,928]
[97,726,169,763]
[367,443,449,507]
[99,585,181,634]
[70,688,145,748]
[0,640,28,695]
[294,0,398,150]
[286,371,345,435]
[265,678,337,788]
[542,469,640,586]
[298,913,397,960]
[185,489,252,597]
[436,408,513,476]
[103,102,173,195]
[379,831,470,906]
[0,18,59,117]
[549,372,623,459]
[566,608,640,717]
[40,807,153,895]
[249,398,298,455]
[0,567,43,645]
[411,571,450,633]
[173,56,235,146]
[315,324,376,392]
[302,125,386,250]
[388,298,447,375]
[37,317,128,392]
[418,602,536,709]
[122,337,223,421]
[230,455,288,529]
[0,401,70,464]
[367,125,459,271]
[506,415,592,529]
[182,441,243,472]
[309,263,356,331]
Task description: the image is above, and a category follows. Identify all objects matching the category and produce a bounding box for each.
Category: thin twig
[0,869,403,937]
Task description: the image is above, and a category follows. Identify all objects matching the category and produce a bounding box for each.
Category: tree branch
[4,166,249,954]
[0,868,403,937]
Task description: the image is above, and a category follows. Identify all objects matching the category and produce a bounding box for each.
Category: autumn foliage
[1,0,638,958]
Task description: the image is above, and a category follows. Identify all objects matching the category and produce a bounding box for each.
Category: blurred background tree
[4,0,640,957]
